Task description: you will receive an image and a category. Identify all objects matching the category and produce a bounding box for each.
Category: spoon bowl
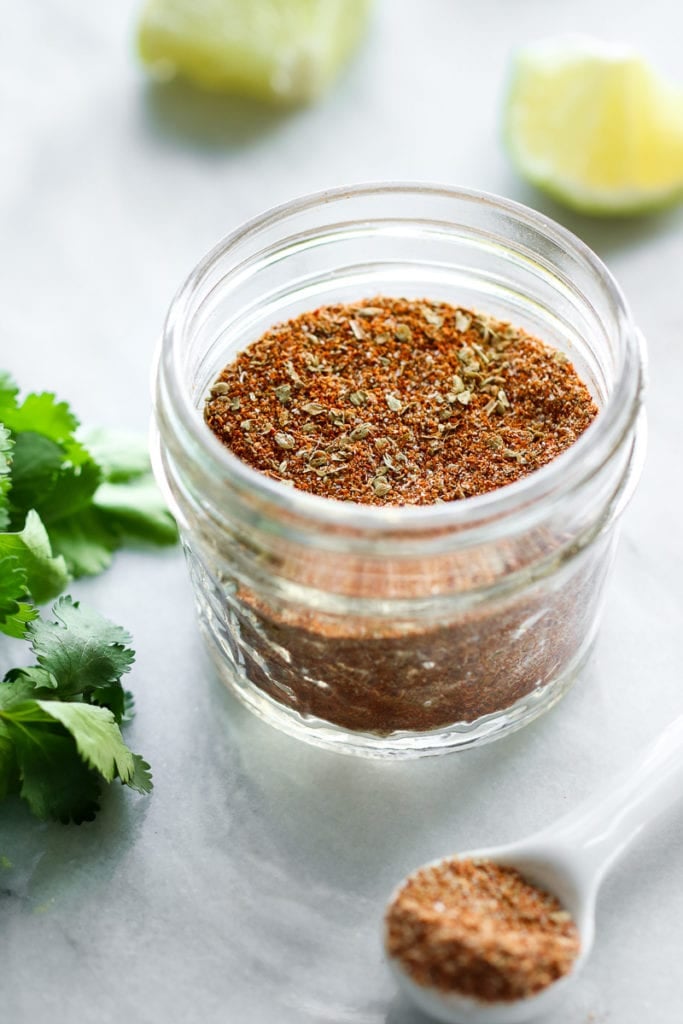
[389,954,577,1024]
[385,716,683,1023]
[387,842,594,1024]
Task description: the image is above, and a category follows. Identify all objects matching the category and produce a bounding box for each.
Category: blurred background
[3,0,682,427]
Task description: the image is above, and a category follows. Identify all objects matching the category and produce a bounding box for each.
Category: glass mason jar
[152,184,646,758]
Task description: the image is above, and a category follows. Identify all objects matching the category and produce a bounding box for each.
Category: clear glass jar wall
[153,184,646,757]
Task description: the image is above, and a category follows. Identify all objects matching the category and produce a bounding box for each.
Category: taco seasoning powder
[385,858,581,1001]
[203,297,599,735]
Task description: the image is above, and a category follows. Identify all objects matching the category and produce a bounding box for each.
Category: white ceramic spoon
[385,715,683,1024]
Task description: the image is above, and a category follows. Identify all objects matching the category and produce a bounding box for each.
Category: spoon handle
[545,715,683,882]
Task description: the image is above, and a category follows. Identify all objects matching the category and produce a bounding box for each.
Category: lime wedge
[138,0,372,104]
[504,36,683,214]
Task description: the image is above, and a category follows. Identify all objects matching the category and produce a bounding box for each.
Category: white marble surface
[2,2,683,1022]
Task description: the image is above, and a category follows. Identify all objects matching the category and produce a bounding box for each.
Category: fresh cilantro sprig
[0,372,168,820]
[0,597,152,822]
[0,372,176,636]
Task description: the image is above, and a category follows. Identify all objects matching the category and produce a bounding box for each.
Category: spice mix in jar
[153,185,645,756]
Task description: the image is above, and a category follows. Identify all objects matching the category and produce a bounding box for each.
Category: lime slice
[504,36,683,214]
[138,0,372,104]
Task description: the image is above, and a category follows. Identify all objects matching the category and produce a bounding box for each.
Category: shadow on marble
[384,993,432,1024]
[504,178,683,260]
[0,782,150,910]
[198,650,561,900]
[141,79,296,150]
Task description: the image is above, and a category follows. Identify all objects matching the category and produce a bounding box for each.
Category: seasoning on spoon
[385,858,581,1002]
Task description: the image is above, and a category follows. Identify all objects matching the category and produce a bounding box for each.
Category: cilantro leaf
[0,668,55,704]
[0,510,69,604]
[41,457,102,523]
[0,391,79,443]
[123,688,136,722]
[0,726,18,801]
[0,555,37,638]
[88,681,128,723]
[49,475,177,578]
[93,478,178,545]
[128,753,153,794]
[82,428,151,483]
[48,507,119,577]
[0,555,26,621]
[8,432,102,527]
[33,701,136,784]
[0,373,19,420]
[26,595,134,698]
[0,603,37,639]
[0,375,177,584]
[2,712,102,823]
[7,432,63,519]
[0,424,13,531]
[87,684,135,725]
[0,598,152,823]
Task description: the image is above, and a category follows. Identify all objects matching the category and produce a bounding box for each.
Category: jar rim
[158,181,645,535]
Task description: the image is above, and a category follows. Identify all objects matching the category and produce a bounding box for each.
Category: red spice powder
[204,297,597,505]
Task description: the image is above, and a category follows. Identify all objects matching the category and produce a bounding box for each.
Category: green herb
[0,374,176,635]
[0,596,152,822]
[0,376,166,822]
[0,424,13,530]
